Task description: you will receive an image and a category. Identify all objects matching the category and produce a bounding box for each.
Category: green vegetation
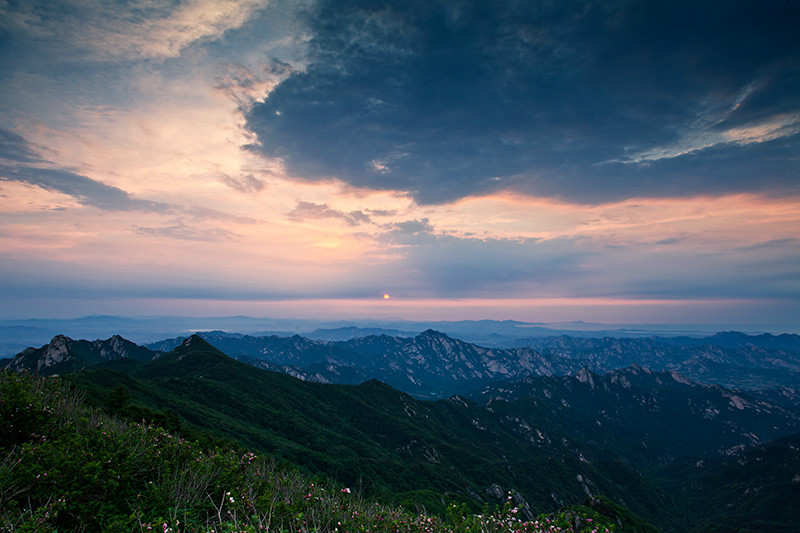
[1,371,623,532]
[660,434,800,533]
[60,336,674,528]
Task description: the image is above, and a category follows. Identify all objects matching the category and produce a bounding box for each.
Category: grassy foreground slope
[1,370,640,533]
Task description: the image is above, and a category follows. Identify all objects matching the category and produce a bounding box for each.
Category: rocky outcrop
[5,335,157,375]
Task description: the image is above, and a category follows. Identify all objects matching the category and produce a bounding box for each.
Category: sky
[0,0,798,330]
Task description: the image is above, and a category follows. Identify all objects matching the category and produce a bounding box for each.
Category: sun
[383,293,391,300]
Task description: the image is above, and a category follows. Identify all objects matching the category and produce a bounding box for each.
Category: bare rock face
[575,367,595,389]
[4,335,78,374]
[38,335,73,370]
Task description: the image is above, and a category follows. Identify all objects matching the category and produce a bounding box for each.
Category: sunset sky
[1,0,798,329]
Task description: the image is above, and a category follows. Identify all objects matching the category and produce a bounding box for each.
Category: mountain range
[4,330,800,531]
[143,329,800,397]
[7,328,800,399]
[520,333,800,391]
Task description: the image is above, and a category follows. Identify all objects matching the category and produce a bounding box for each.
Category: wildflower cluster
[442,495,614,533]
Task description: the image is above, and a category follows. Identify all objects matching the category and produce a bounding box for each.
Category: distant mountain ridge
[147,329,800,396]
[522,334,800,391]
[9,329,800,398]
[660,330,800,350]
[4,314,795,357]
[145,329,587,398]
[308,326,416,341]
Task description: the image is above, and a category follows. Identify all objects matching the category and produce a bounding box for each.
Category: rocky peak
[416,329,450,341]
[109,334,125,345]
[49,334,72,350]
[98,335,126,359]
[3,334,79,374]
[575,367,596,389]
[669,370,694,385]
[180,334,205,349]
[5,334,159,375]
[627,363,651,375]
[170,334,228,359]
[41,335,75,368]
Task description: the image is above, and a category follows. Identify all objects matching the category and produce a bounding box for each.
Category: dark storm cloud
[246,0,800,204]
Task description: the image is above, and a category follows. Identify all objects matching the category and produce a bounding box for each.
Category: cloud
[0,129,169,211]
[245,0,800,204]
[654,237,684,246]
[365,208,398,217]
[381,218,436,245]
[388,218,434,235]
[373,220,800,301]
[380,232,587,297]
[287,201,372,226]
[133,219,240,242]
[0,130,263,224]
[0,165,169,212]
[218,172,266,193]
[735,238,800,253]
[182,205,258,225]
[215,61,295,111]
[372,217,585,296]
[0,0,271,62]
[0,128,45,164]
[615,111,800,164]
